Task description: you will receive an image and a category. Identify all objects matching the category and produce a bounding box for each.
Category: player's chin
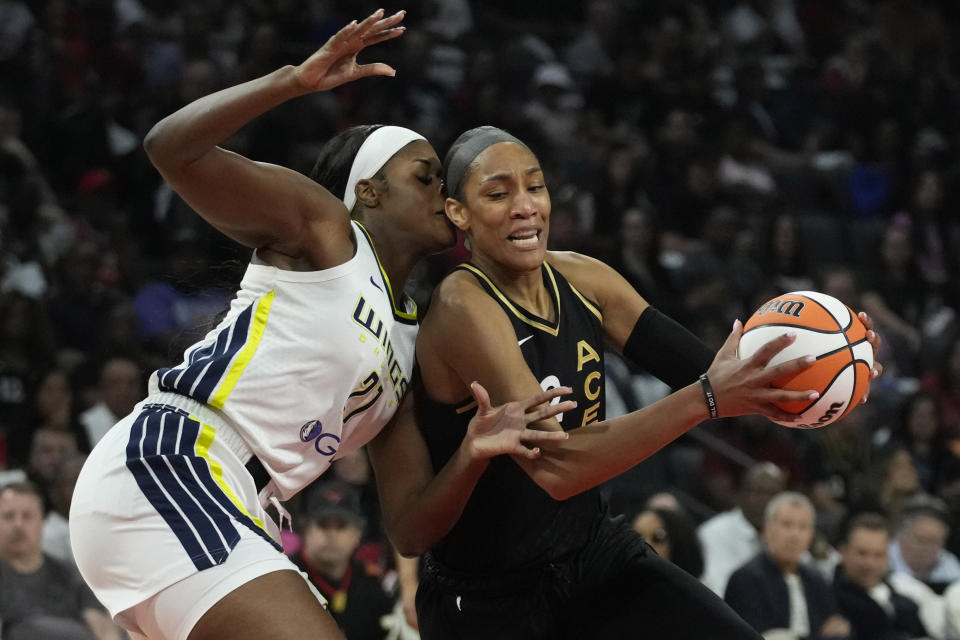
[433,215,458,248]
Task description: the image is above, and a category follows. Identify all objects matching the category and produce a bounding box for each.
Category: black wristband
[699,373,719,419]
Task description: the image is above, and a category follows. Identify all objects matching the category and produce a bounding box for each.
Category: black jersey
[415,261,609,574]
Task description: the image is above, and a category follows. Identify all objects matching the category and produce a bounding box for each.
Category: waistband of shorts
[140,392,253,464]
[421,551,572,595]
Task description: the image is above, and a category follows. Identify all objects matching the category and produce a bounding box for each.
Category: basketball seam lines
[792,362,856,418]
[742,324,843,336]
[797,293,851,332]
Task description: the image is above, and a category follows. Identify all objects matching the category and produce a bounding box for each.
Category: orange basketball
[738,291,873,429]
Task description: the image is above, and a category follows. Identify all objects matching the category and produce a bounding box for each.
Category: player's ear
[445,197,470,231]
[354,179,380,208]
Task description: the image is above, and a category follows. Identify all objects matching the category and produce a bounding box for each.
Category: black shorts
[416,518,761,640]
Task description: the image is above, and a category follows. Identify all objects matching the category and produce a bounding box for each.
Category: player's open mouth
[508,229,540,248]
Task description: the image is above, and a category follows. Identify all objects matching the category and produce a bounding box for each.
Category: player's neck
[471,256,552,321]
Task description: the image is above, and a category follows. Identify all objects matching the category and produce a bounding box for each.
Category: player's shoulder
[424,268,502,328]
[546,251,617,296]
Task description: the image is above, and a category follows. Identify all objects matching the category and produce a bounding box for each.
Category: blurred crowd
[3,0,960,638]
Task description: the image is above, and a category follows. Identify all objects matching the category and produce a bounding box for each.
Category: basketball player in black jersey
[367,126,884,639]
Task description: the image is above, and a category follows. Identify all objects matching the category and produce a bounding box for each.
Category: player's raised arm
[143,9,406,260]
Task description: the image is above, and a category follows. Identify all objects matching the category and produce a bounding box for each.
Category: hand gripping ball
[738,291,873,429]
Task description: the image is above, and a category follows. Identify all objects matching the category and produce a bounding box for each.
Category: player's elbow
[143,117,193,173]
[391,534,429,558]
[537,474,579,502]
[385,522,430,558]
[395,544,423,559]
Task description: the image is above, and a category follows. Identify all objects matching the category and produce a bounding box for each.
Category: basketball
[738,291,873,429]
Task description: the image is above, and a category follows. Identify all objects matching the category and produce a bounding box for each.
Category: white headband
[342,126,427,211]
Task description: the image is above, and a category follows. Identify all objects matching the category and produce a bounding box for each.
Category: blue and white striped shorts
[70,393,303,632]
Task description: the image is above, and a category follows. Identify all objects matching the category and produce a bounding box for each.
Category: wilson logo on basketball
[796,402,845,429]
[755,299,805,318]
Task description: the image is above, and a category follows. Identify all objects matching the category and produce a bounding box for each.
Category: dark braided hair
[309,124,385,204]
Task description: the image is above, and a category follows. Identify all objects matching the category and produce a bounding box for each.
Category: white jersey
[148,221,418,501]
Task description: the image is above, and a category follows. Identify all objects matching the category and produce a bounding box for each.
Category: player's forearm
[386,446,490,557]
[144,65,307,171]
[520,384,708,500]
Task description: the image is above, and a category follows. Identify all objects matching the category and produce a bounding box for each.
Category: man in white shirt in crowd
[78,356,141,447]
[890,500,960,593]
[699,462,786,596]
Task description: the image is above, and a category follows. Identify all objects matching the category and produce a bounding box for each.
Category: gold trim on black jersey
[354,221,418,324]
[458,263,561,336]
[568,283,603,323]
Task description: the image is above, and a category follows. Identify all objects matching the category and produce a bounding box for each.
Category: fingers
[759,405,803,424]
[355,62,397,78]
[369,9,407,33]
[356,8,388,32]
[717,319,743,357]
[332,19,360,42]
[761,353,815,382]
[859,311,884,378]
[356,9,405,40]
[760,388,819,404]
[747,331,798,368]
[519,428,570,443]
[469,381,491,415]
[528,400,577,423]
[522,386,573,410]
[362,26,406,47]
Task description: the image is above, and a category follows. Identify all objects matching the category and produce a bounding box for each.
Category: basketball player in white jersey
[69,11,571,640]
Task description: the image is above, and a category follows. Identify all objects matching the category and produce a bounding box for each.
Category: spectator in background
[761,210,815,294]
[673,204,763,333]
[833,512,932,640]
[25,427,77,511]
[872,446,926,528]
[322,447,387,565]
[700,462,787,596]
[77,355,142,448]
[607,203,681,318]
[889,499,960,593]
[42,453,87,573]
[805,408,878,538]
[0,291,56,464]
[131,231,233,359]
[861,219,927,377]
[922,334,960,440]
[888,391,960,498]
[30,368,89,453]
[701,414,805,513]
[45,242,120,369]
[0,482,120,640]
[724,491,851,640]
[632,505,705,580]
[290,480,394,640]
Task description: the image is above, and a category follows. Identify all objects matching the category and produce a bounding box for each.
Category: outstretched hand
[464,382,574,461]
[294,9,406,92]
[706,320,819,423]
